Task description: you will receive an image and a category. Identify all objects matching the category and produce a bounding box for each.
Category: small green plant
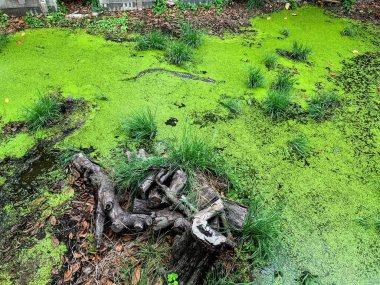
[0,33,8,53]
[180,22,202,48]
[280,28,290,37]
[263,53,279,70]
[247,66,265,88]
[23,92,63,130]
[25,12,46,28]
[271,70,296,93]
[0,11,9,30]
[221,98,242,114]
[247,0,265,10]
[167,273,179,285]
[152,0,167,14]
[290,41,312,61]
[242,199,281,261]
[121,108,157,141]
[288,136,310,159]
[308,90,340,121]
[91,14,128,32]
[263,90,291,119]
[164,41,193,66]
[342,0,355,12]
[341,25,358,36]
[135,31,168,50]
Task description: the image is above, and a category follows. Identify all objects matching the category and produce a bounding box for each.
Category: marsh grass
[271,70,296,93]
[135,31,167,50]
[263,90,291,119]
[341,25,358,36]
[247,66,265,88]
[280,28,290,38]
[121,108,157,141]
[288,136,310,159]
[180,21,202,48]
[221,98,242,114]
[308,91,340,121]
[247,0,265,9]
[114,154,168,190]
[263,53,279,70]
[165,41,193,66]
[0,33,8,52]
[168,130,217,172]
[290,41,312,61]
[23,93,63,130]
[242,199,281,261]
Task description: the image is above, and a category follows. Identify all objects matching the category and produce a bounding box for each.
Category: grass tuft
[263,90,291,120]
[263,53,279,70]
[288,136,310,159]
[280,28,290,38]
[23,93,63,130]
[271,70,296,93]
[164,41,193,66]
[114,154,168,190]
[341,25,358,36]
[221,98,242,114]
[247,0,265,10]
[247,66,265,88]
[168,130,218,172]
[290,41,312,61]
[242,199,281,261]
[121,108,157,141]
[180,21,202,48]
[135,31,167,50]
[308,90,340,121]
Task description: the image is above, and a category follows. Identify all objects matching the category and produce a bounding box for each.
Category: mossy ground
[0,5,379,285]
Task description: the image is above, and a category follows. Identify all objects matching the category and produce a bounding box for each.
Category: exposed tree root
[70,151,248,285]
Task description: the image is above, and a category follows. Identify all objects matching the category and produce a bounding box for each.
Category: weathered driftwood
[71,153,152,248]
[70,152,248,284]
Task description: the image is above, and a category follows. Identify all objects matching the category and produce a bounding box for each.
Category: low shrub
[342,0,355,12]
[180,22,202,48]
[247,66,265,88]
[165,41,193,66]
[23,93,63,130]
[247,0,265,10]
[0,33,8,52]
[308,90,340,121]
[263,90,291,119]
[135,31,167,50]
[152,0,167,14]
[121,108,157,141]
[263,53,278,70]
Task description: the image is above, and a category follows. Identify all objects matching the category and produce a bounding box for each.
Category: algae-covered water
[0,6,379,285]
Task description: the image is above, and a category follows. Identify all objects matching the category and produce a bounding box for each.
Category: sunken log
[71,153,152,247]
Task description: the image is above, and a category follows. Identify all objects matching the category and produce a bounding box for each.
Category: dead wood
[70,152,249,284]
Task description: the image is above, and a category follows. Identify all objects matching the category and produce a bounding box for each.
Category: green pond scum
[0,5,379,285]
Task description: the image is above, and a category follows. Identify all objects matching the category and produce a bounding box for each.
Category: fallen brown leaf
[50,215,57,225]
[51,236,60,247]
[132,266,141,285]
